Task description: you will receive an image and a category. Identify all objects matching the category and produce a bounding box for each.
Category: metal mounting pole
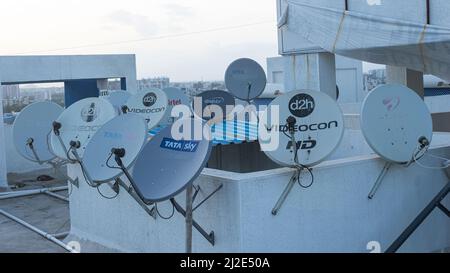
[272,170,299,215]
[116,177,156,219]
[186,184,194,253]
[0,208,76,253]
[386,181,450,253]
[272,118,303,216]
[368,162,392,199]
[170,198,215,246]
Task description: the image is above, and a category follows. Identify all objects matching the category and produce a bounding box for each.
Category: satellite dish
[259,90,344,167]
[162,87,191,126]
[225,58,267,101]
[82,114,148,183]
[193,90,236,122]
[13,102,63,162]
[131,118,212,204]
[50,97,117,160]
[106,91,132,115]
[361,84,433,164]
[125,89,168,130]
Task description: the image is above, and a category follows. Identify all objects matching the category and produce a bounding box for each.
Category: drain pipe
[0,208,75,253]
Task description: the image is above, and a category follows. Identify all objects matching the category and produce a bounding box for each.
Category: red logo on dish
[383,97,400,111]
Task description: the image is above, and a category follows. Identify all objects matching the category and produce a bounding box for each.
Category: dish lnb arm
[286,116,296,133]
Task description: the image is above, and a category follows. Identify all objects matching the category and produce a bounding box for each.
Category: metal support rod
[71,149,96,187]
[26,143,79,188]
[368,162,392,199]
[116,178,156,219]
[170,198,215,246]
[186,184,194,253]
[0,186,68,200]
[55,134,75,164]
[193,184,224,212]
[44,191,69,202]
[0,208,76,253]
[271,171,298,216]
[48,161,79,188]
[437,203,450,218]
[386,181,450,253]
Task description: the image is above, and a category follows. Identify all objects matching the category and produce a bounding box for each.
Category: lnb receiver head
[52,121,62,136]
[111,148,126,158]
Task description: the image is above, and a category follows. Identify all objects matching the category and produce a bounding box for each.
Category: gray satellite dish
[50,97,117,161]
[132,118,212,203]
[131,118,218,250]
[361,84,433,199]
[125,89,168,130]
[162,87,191,126]
[225,58,267,101]
[193,90,236,122]
[106,91,132,115]
[82,114,148,183]
[13,102,63,163]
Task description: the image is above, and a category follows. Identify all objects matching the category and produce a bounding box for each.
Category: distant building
[365,69,386,91]
[138,77,170,91]
[2,85,20,100]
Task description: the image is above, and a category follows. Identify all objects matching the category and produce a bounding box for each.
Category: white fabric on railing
[279,0,450,80]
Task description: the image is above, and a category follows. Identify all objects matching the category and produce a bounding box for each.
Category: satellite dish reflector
[13,102,63,162]
[162,87,191,126]
[259,90,344,167]
[131,118,212,204]
[82,114,148,183]
[125,89,168,130]
[225,58,267,101]
[50,97,117,160]
[193,90,236,122]
[106,91,132,115]
[361,84,433,164]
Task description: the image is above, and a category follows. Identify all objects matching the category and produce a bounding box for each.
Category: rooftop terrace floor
[0,169,69,253]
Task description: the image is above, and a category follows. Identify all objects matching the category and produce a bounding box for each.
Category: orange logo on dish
[382,97,400,111]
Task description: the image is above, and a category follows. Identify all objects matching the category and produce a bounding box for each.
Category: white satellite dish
[82,114,148,183]
[259,90,344,215]
[225,58,267,101]
[106,91,132,115]
[162,87,191,126]
[361,84,433,164]
[125,89,168,130]
[361,84,433,199]
[50,97,117,160]
[13,102,63,163]
[259,90,344,167]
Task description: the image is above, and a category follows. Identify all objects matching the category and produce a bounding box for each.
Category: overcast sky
[0,0,383,82]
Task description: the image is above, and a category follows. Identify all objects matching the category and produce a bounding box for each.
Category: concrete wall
[67,132,450,253]
[266,56,364,102]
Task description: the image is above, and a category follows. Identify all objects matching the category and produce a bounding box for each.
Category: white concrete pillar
[0,83,8,189]
[386,66,424,98]
[283,52,337,99]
